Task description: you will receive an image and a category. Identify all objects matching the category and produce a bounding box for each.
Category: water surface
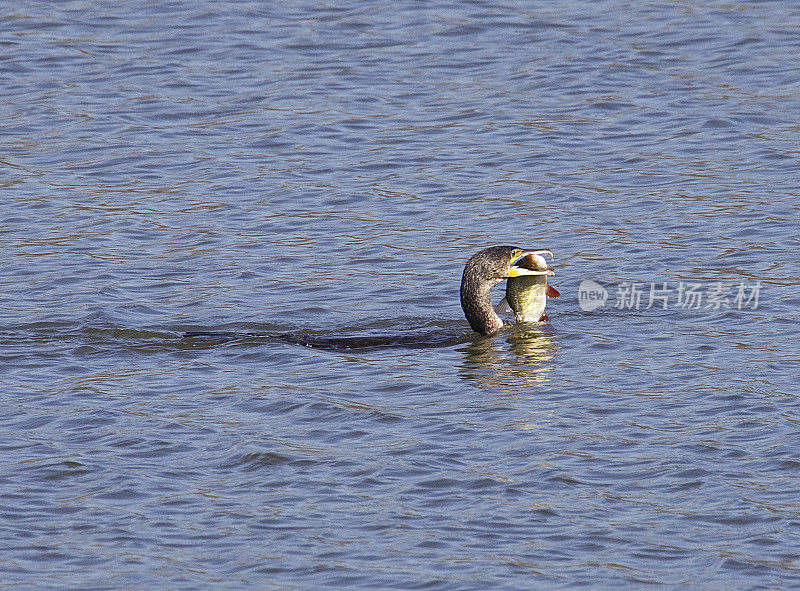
[2,1,800,588]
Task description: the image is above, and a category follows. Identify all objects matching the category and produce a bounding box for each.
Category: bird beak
[508,250,555,277]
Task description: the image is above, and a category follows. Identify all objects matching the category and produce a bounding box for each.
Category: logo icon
[578,279,608,311]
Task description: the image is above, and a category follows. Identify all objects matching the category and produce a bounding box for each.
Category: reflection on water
[507,324,557,363]
[458,324,555,389]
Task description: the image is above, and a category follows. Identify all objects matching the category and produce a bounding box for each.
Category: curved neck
[460,275,504,336]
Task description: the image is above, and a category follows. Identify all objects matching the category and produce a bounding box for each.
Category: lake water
[2,1,800,588]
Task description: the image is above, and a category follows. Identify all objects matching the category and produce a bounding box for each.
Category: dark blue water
[2,1,800,588]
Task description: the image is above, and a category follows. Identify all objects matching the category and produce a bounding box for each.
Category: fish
[505,251,560,323]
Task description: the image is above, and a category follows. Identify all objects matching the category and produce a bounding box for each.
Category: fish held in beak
[505,251,560,323]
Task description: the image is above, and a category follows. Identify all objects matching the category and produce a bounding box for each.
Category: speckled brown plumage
[460,246,520,336]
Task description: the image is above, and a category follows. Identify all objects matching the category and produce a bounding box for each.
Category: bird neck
[460,275,504,336]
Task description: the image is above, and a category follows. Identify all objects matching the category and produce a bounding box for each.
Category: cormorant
[460,246,554,336]
[186,245,559,349]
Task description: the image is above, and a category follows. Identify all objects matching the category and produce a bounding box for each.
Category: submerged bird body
[506,253,560,323]
[460,246,556,336]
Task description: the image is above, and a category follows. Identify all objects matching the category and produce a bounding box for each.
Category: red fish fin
[546,285,561,298]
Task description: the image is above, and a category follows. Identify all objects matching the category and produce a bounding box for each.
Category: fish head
[508,249,555,278]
